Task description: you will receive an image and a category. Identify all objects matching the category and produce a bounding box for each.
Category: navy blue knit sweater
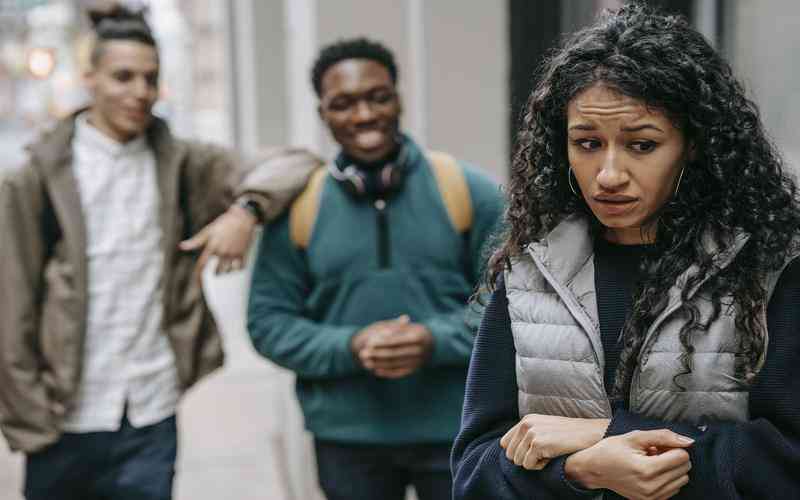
[451,246,800,499]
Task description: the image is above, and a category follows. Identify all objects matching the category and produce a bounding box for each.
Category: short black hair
[88,5,157,66]
[311,37,397,97]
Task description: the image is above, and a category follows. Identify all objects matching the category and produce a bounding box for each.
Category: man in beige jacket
[0,7,317,500]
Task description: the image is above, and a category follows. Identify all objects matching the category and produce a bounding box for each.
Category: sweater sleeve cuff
[423,314,466,367]
[605,409,704,440]
[557,456,600,497]
[338,326,364,374]
[499,451,597,499]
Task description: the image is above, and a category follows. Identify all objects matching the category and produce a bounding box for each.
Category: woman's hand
[500,414,610,470]
[565,429,694,500]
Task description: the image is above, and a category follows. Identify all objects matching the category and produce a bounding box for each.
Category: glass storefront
[0,0,231,167]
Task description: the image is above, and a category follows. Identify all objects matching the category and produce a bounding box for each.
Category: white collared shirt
[61,113,180,432]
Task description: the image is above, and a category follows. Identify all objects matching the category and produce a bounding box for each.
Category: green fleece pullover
[247,137,503,444]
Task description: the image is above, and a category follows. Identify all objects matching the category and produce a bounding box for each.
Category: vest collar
[527,214,594,288]
[528,214,751,296]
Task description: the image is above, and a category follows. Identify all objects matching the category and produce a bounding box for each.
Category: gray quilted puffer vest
[506,215,789,424]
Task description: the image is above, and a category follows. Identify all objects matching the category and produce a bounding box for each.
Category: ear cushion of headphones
[340,166,367,197]
[331,159,408,199]
[379,164,405,195]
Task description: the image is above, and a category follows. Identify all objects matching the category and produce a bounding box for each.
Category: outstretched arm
[181,145,322,276]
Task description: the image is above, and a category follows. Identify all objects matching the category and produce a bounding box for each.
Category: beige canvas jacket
[0,112,321,452]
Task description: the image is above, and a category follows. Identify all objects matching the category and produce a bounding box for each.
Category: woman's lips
[592,195,638,216]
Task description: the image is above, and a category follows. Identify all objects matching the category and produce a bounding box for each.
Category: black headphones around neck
[328,143,409,199]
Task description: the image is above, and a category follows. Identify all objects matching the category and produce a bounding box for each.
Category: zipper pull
[374,198,389,268]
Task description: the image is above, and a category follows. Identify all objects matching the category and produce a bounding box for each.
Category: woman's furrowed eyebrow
[568,123,596,131]
[567,123,666,133]
[621,124,665,133]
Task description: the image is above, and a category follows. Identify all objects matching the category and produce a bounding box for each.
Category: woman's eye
[630,140,658,153]
[573,138,601,150]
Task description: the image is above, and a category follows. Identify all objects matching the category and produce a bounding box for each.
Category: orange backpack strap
[427,150,473,234]
[289,167,328,249]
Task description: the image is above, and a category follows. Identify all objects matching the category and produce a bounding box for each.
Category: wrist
[581,418,611,449]
[350,329,367,358]
[233,196,264,224]
[229,203,259,227]
[564,449,599,490]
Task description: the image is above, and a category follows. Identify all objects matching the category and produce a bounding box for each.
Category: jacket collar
[527,214,594,288]
[525,214,751,370]
[28,108,176,174]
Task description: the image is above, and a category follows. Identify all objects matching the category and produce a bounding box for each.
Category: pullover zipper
[375,198,390,268]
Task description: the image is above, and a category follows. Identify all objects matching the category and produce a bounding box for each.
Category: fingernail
[678,436,694,444]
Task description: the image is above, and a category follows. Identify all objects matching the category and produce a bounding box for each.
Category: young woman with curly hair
[452,4,800,500]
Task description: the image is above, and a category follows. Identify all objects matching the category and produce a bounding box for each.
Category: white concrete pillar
[285,0,321,151]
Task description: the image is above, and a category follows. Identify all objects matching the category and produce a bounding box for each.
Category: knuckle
[652,429,669,442]
[640,484,657,498]
[634,463,653,480]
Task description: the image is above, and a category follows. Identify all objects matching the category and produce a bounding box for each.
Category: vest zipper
[527,247,612,417]
[375,198,390,269]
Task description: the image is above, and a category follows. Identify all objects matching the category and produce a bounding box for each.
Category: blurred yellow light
[27,47,56,79]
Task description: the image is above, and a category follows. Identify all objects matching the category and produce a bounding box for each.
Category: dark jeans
[24,414,177,500]
[314,439,453,500]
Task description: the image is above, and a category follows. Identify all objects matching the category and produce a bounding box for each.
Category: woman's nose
[596,149,628,190]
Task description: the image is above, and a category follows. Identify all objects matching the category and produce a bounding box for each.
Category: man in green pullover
[247,37,503,500]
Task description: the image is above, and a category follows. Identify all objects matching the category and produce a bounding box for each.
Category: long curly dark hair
[489,3,800,399]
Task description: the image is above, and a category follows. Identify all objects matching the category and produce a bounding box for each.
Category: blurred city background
[0,0,798,499]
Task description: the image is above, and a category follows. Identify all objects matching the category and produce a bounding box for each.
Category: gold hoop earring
[568,166,579,196]
[674,167,685,196]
